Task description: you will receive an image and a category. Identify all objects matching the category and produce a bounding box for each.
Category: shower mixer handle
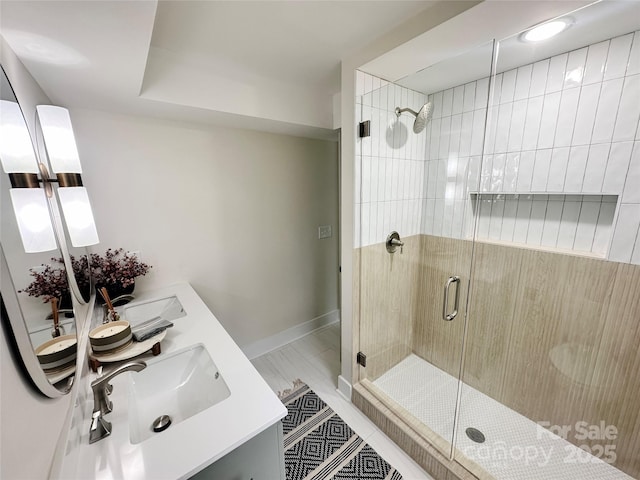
[386,231,404,254]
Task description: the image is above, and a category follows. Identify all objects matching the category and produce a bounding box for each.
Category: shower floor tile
[373,354,632,480]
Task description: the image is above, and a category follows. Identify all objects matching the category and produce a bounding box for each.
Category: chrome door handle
[443,276,460,321]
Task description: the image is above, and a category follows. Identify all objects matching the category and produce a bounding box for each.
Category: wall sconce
[0,103,99,252]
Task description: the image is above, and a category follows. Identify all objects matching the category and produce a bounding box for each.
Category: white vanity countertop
[72,283,287,480]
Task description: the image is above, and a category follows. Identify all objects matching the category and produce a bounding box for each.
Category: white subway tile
[572,83,601,145]
[480,155,493,193]
[592,78,624,144]
[494,102,513,153]
[452,200,465,239]
[433,198,445,235]
[475,77,490,109]
[371,84,381,109]
[377,156,387,202]
[429,118,441,160]
[538,91,562,148]
[609,203,640,262]
[355,153,362,202]
[564,47,587,89]
[463,82,476,113]
[627,31,640,76]
[437,158,447,198]
[484,104,499,156]
[604,33,633,80]
[583,143,611,192]
[489,197,505,239]
[547,147,570,192]
[546,53,568,93]
[501,198,518,242]
[427,160,438,198]
[400,88,408,112]
[370,110,380,157]
[603,141,633,193]
[491,154,506,192]
[574,201,600,252]
[439,116,452,159]
[528,198,547,245]
[503,153,520,192]
[379,85,388,113]
[490,73,503,106]
[554,87,580,147]
[530,59,550,97]
[583,40,609,85]
[532,149,552,191]
[564,146,589,192]
[613,74,640,142]
[370,156,380,202]
[361,156,371,202]
[449,114,462,156]
[470,108,487,156]
[376,201,385,243]
[468,156,482,192]
[456,156,469,199]
[500,69,517,104]
[442,88,454,117]
[593,202,615,255]
[522,96,544,150]
[622,141,640,202]
[459,111,474,157]
[442,198,455,237]
[514,64,533,101]
[632,232,640,265]
[513,198,532,243]
[452,85,464,115]
[516,151,536,191]
[432,91,443,119]
[477,198,492,238]
[557,199,581,250]
[541,199,563,247]
[508,99,527,152]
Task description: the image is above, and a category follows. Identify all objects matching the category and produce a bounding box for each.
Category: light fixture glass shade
[0,100,38,173]
[9,188,57,252]
[57,186,99,247]
[36,105,81,173]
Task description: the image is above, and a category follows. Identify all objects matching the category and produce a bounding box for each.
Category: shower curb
[353,383,483,480]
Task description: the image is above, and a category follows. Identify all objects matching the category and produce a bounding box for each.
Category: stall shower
[352,3,640,479]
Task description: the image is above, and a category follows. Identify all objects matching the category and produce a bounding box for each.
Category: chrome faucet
[89,360,146,444]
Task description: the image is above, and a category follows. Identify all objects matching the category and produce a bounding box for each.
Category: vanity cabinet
[190,423,285,480]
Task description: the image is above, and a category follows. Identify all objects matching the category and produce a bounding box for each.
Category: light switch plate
[318,225,332,239]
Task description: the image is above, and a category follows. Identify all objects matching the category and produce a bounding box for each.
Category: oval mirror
[0,65,89,397]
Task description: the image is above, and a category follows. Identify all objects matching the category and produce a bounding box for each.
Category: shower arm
[395,107,419,118]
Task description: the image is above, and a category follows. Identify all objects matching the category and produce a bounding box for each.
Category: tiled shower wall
[357,30,640,265]
[355,73,428,248]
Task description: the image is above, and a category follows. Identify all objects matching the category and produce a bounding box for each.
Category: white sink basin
[128,344,230,444]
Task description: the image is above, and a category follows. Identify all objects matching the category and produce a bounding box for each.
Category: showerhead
[395,102,433,133]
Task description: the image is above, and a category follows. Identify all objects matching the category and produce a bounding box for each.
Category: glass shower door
[355,40,495,456]
[456,3,640,479]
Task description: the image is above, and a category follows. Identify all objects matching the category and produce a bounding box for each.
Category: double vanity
[65,283,287,479]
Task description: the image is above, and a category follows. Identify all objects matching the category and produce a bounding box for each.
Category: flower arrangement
[90,248,151,290]
[20,255,89,304]
[20,249,151,303]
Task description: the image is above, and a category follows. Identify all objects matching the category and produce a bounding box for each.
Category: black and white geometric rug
[279,380,403,480]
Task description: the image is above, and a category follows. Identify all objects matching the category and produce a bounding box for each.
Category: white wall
[0,36,73,480]
[72,108,339,348]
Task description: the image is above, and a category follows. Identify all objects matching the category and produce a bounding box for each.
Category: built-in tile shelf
[470,193,618,258]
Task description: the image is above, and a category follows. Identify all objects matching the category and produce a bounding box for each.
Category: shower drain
[465,427,486,443]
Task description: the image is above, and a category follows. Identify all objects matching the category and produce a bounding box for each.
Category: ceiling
[0,0,436,140]
[395,0,640,95]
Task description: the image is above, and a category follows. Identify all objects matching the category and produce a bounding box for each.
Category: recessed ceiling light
[522,19,571,43]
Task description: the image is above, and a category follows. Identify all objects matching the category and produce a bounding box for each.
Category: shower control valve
[386,231,404,254]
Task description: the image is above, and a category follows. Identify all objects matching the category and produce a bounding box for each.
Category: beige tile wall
[354,234,640,478]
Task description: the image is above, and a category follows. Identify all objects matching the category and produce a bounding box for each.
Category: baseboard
[242,309,340,360]
[337,375,352,401]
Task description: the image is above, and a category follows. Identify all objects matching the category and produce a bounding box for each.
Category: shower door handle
[443,276,460,321]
